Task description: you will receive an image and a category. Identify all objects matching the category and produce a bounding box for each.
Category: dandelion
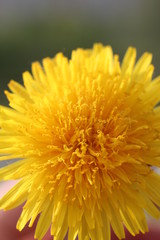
[0,44,160,240]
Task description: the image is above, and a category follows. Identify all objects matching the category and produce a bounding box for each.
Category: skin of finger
[0,181,160,240]
[0,205,54,240]
[0,207,159,240]
[0,181,52,240]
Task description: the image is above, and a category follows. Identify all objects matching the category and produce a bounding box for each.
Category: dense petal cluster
[0,44,160,240]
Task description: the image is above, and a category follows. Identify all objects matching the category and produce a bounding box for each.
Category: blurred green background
[0,0,160,105]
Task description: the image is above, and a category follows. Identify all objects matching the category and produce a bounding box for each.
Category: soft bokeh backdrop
[1,0,160,106]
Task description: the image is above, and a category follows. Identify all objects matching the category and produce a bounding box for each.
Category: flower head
[0,44,160,240]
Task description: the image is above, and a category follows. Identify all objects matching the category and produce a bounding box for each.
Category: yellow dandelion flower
[1,43,160,240]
